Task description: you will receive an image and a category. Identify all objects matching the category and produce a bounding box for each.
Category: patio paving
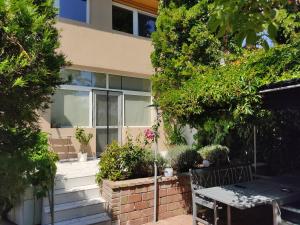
[145,215,193,225]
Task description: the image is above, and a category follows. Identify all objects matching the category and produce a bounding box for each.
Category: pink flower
[144,129,155,142]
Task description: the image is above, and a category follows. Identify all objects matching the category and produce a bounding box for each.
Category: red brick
[148,199,154,207]
[167,187,181,195]
[167,202,181,211]
[135,186,148,193]
[147,215,154,222]
[142,191,154,201]
[159,189,167,197]
[128,211,141,220]
[148,185,154,191]
[121,188,136,196]
[121,196,128,204]
[128,218,144,225]
[121,204,135,213]
[158,211,173,220]
[142,207,154,217]
[120,213,128,222]
[159,196,167,205]
[111,198,120,204]
[135,201,148,210]
[128,194,142,203]
[159,205,167,213]
[167,194,183,203]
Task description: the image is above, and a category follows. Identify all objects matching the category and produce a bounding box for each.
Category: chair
[280,201,300,225]
[190,165,253,225]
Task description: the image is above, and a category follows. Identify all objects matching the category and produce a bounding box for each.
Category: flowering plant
[144,128,155,145]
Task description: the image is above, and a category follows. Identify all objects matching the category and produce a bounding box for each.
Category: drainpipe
[254,125,257,174]
[146,104,160,223]
[153,106,159,223]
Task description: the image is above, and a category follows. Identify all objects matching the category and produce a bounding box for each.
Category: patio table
[195,177,300,225]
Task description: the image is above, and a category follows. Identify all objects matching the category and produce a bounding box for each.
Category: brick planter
[101,174,192,225]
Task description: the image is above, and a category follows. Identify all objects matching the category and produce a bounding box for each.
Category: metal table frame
[195,177,300,225]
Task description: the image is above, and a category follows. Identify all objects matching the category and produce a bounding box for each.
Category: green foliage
[198,145,230,167]
[163,114,187,145]
[167,145,201,172]
[151,1,222,95]
[152,0,300,172]
[0,130,58,217]
[75,128,93,153]
[28,132,58,199]
[0,0,65,219]
[96,141,166,183]
[208,0,300,47]
[0,0,66,127]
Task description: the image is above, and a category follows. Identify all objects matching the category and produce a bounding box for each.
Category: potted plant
[75,128,93,162]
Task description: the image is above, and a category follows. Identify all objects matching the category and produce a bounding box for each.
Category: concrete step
[57,152,78,160]
[50,213,111,225]
[55,175,96,190]
[43,184,100,206]
[42,198,107,224]
[49,213,111,225]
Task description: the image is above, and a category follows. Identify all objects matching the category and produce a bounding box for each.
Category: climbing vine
[151,0,300,168]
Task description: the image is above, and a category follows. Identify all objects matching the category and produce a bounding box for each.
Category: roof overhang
[260,79,300,110]
[113,0,158,14]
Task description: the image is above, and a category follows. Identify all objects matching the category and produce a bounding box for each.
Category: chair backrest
[190,164,253,193]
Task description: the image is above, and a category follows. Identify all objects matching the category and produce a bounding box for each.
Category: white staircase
[42,160,111,225]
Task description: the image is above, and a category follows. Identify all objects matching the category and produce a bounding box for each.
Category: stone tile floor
[146,205,273,225]
[146,215,193,225]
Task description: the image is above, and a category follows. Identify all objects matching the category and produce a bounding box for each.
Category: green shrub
[75,128,93,153]
[167,145,202,172]
[198,145,230,167]
[96,141,166,183]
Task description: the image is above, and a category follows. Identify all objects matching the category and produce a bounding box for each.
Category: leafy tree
[208,0,300,47]
[0,0,65,219]
[152,0,300,171]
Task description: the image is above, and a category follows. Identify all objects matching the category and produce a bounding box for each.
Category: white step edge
[44,197,106,214]
[43,184,100,206]
[54,175,96,190]
[55,184,99,195]
[49,213,111,225]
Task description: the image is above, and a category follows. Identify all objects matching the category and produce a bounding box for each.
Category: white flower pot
[164,168,173,177]
[78,152,88,162]
[203,160,210,167]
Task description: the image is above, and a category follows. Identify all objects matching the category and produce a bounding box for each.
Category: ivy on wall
[151,0,300,170]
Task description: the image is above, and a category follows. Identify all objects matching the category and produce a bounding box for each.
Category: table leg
[214,200,218,225]
[272,201,281,225]
[227,205,232,225]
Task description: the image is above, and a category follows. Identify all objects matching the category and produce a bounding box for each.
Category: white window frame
[51,86,92,128]
[123,93,153,128]
[56,71,152,129]
[112,2,157,37]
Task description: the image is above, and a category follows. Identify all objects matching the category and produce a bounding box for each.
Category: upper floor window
[56,0,87,23]
[112,4,156,38]
[138,13,156,38]
[112,6,133,34]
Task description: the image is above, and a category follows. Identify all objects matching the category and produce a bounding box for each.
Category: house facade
[39,0,167,158]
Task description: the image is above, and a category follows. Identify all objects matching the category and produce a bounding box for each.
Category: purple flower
[144,128,155,142]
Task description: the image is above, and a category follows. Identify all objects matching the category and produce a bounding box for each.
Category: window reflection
[138,13,156,37]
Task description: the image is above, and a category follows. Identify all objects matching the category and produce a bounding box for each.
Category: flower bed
[101,174,191,225]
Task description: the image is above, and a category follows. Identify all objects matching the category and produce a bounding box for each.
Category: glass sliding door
[93,91,122,157]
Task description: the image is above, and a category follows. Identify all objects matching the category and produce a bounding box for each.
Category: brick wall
[101,174,192,225]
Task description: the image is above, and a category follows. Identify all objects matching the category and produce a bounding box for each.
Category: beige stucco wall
[39,108,96,157]
[89,0,112,32]
[56,20,154,78]
[39,108,168,158]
